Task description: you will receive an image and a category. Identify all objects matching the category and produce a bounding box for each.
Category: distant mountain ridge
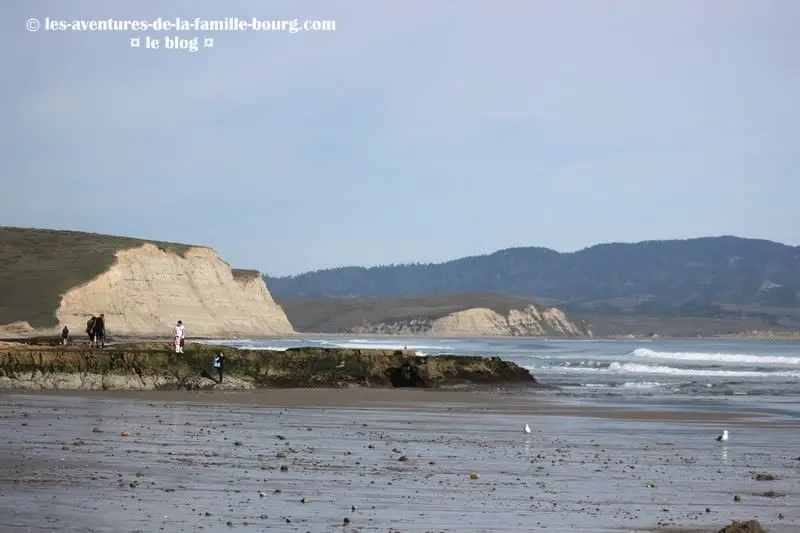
[265,236,800,316]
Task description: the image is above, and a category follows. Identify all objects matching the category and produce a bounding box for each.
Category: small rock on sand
[717,519,767,533]
[756,491,785,498]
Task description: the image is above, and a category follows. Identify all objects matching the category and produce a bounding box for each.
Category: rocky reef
[0,341,536,391]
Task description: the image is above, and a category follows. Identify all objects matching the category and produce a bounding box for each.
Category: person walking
[92,314,106,348]
[174,320,185,354]
[61,326,69,346]
[86,316,96,347]
[213,352,225,383]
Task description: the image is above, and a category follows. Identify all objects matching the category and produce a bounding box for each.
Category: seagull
[716,429,728,442]
[523,424,531,434]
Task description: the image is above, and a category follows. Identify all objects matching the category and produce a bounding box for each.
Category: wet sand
[0,390,798,532]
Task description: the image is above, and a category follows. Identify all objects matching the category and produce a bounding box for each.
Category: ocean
[211,336,800,398]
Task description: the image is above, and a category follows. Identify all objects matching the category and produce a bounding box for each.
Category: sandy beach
[0,389,797,532]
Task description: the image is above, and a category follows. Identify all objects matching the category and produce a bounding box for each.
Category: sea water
[207,336,800,399]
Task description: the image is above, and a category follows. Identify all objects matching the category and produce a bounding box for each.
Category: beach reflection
[719,444,728,463]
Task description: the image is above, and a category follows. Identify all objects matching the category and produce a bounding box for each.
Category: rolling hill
[264,236,800,334]
[266,236,800,310]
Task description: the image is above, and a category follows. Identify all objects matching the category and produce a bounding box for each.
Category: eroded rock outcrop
[55,244,295,337]
[0,342,536,391]
[717,520,767,533]
[0,321,34,334]
[507,305,586,336]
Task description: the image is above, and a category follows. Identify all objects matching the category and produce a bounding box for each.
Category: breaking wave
[581,381,665,389]
[631,348,800,365]
[236,345,288,351]
[533,362,800,378]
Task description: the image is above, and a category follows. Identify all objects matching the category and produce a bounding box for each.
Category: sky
[2,1,798,276]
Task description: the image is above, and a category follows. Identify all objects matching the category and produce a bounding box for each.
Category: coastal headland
[0,340,535,391]
[0,226,294,337]
[0,226,593,338]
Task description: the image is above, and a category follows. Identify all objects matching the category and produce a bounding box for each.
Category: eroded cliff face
[507,305,586,336]
[352,304,590,337]
[55,244,295,337]
[428,308,510,336]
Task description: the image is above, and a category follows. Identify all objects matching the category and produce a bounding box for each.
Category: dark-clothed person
[213,353,225,383]
[92,314,105,348]
[86,316,96,346]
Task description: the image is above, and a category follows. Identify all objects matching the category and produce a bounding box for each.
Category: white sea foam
[531,362,800,378]
[207,338,449,353]
[631,348,800,365]
[581,382,663,389]
[317,340,453,351]
[237,345,289,351]
[620,381,663,389]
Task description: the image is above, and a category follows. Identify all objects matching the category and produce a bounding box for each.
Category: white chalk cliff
[55,243,295,337]
[352,304,589,337]
[429,305,588,337]
[506,305,585,336]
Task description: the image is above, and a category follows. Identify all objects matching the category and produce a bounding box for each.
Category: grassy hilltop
[0,227,257,329]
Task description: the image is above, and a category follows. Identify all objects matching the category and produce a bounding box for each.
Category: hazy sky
[2,1,798,276]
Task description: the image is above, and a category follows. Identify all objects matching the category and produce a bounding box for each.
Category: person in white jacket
[174,320,185,353]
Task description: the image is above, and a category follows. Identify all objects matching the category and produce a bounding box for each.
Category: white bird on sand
[716,429,729,442]
[523,424,531,434]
